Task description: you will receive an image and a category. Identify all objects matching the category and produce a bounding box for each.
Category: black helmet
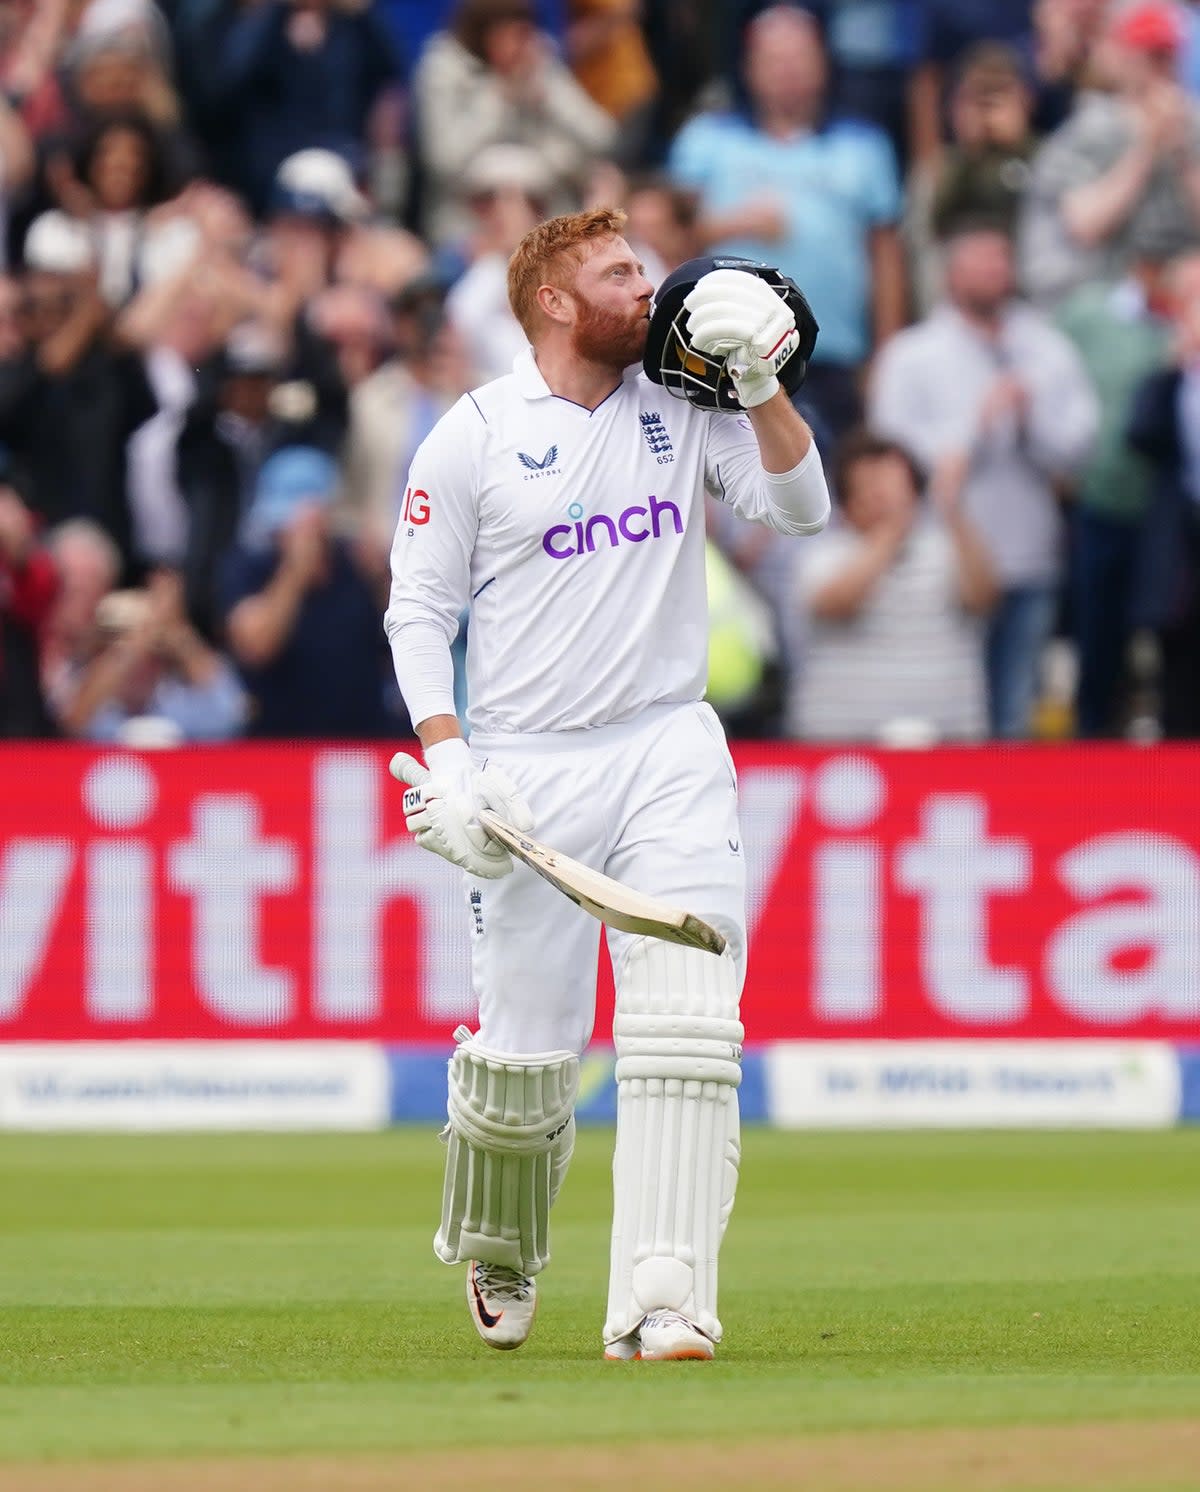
[643,255,819,412]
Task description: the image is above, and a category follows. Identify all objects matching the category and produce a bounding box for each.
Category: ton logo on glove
[643,255,819,412]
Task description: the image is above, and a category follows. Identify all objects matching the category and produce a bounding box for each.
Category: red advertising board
[1,743,1197,1042]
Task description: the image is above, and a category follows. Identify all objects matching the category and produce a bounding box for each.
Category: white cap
[23,212,95,275]
[272,149,369,223]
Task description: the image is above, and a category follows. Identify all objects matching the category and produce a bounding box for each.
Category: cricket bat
[478,811,727,957]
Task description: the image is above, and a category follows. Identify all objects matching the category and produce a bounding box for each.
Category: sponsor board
[764,1041,1181,1128]
[1178,1047,1200,1121]
[1,743,1198,1042]
[385,1047,770,1125]
[0,1042,391,1130]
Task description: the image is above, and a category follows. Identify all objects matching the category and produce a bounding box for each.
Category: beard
[572,299,649,369]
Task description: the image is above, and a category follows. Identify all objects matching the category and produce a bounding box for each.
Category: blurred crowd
[1,0,1199,747]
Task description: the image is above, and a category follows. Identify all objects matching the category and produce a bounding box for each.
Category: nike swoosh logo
[471,1268,503,1329]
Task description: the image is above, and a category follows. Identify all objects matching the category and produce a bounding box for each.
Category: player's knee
[446,1030,580,1152]
[613,938,743,1088]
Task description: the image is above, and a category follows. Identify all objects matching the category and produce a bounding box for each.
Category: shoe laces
[473,1263,533,1302]
[643,1310,704,1335]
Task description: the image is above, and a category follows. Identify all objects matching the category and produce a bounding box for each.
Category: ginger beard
[570,293,649,370]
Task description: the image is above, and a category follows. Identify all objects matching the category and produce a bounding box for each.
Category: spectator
[870,221,1099,738]
[411,0,616,249]
[798,0,933,170]
[116,184,269,574]
[221,445,394,737]
[260,148,370,331]
[343,274,472,564]
[1056,246,1175,736]
[50,565,246,743]
[789,430,996,742]
[443,143,551,379]
[669,3,906,441]
[71,112,175,306]
[567,0,658,164]
[0,211,157,578]
[907,42,1038,313]
[637,0,726,167]
[40,515,121,722]
[28,20,197,250]
[0,461,57,736]
[176,312,346,639]
[921,0,1035,134]
[1019,0,1200,308]
[622,173,698,285]
[1126,250,1200,736]
[181,0,401,216]
[1018,0,1112,136]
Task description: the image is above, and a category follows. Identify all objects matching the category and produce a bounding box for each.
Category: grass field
[1,1127,1199,1490]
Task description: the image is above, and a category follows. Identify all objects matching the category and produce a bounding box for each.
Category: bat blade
[478,810,726,956]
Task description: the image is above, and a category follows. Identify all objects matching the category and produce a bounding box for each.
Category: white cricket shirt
[385,348,828,735]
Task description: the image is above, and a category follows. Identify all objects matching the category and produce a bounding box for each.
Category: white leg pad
[434,1026,579,1275]
[604,940,743,1344]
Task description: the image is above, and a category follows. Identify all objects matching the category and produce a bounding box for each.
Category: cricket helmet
[642,255,818,412]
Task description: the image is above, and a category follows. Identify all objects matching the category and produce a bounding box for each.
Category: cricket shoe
[604,1311,715,1362]
[466,1261,536,1350]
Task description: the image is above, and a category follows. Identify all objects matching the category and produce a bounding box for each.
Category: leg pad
[435,1027,579,1275]
[605,940,743,1343]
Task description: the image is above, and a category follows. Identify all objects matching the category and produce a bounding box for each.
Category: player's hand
[389,742,533,880]
[682,268,800,409]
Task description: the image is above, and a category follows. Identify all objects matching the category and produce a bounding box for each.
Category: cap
[270,149,368,225]
[1112,1,1184,53]
[241,445,339,547]
[23,211,94,275]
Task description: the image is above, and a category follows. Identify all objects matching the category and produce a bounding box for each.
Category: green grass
[0,1129,1198,1461]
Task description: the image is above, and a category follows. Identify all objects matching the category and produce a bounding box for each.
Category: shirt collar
[513,346,551,399]
[512,345,642,402]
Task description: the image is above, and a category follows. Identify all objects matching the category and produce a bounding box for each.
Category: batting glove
[682,268,801,409]
[390,739,534,880]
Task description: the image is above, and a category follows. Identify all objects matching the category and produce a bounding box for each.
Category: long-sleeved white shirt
[869,304,1099,587]
[385,348,829,736]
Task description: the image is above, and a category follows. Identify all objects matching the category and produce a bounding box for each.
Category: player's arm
[383,401,532,878]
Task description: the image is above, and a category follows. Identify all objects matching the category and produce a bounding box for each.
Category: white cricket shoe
[604,1311,715,1362]
[466,1261,537,1350]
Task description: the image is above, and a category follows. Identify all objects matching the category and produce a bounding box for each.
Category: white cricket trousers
[465,700,747,1055]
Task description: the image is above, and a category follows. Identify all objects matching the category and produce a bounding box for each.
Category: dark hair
[451,0,536,61]
[625,173,699,232]
[75,113,169,208]
[952,40,1030,96]
[832,428,925,505]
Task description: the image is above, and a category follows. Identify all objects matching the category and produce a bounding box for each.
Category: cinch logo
[541,495,683,559]
[640,411,672,456]
[518,446,560,479]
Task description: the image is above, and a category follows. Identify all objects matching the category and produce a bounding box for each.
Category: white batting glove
[389,739,534,880]
[682,268,800,409]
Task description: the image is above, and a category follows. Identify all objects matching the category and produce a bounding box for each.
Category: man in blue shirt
[221,446,395,738]
[668,3,906,440]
